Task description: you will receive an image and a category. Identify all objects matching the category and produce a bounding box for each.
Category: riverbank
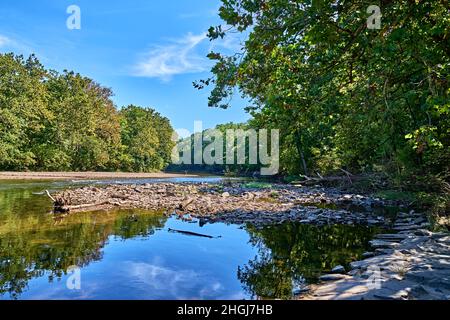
[0,171,197,180]
[300,210,450,300]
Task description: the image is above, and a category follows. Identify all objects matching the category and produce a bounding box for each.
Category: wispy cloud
[133,32,210,81]
[0,34,38,57]
[0,35,11,47]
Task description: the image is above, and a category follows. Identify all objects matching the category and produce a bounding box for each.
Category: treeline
[167,122,263,175]
[0,53,174,172]
[199,1,449,193]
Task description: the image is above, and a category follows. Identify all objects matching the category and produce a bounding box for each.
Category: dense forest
[0,53,174,172]
[191,0,449,215]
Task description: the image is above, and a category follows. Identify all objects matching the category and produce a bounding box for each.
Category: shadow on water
[0,179,381,300]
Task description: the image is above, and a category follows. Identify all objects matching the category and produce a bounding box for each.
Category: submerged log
[168,228,217,239]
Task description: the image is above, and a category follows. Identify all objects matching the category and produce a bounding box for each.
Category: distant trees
[0,53,174,172]
[168,122,263,176]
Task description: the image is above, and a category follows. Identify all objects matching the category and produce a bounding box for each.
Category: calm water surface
[0,178,380,300]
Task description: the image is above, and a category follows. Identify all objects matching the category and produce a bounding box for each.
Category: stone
[393,224,421,231]
[350,260,368,270]
[373,289,410,300]
[414,229,433,237]
[331,265,346,274]
[375,234,408,241]
[320,274,349,281]
[362,252,375,258]
[433,234,450,241]
[369,240,400,249]
[293,286,310,295]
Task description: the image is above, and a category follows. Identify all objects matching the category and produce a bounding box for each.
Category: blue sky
[0,0,250,131]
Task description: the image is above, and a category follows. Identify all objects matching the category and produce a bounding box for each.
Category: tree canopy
[198,0,449,192]
[0,53,175,172]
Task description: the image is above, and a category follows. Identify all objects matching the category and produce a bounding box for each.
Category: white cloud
[133,32,210,81]
[0,35,11,47]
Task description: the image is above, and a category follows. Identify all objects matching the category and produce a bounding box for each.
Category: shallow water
[0,178,380,300]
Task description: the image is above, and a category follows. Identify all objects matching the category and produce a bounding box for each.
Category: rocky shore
[50,182,400,227]
[300,210,450,300]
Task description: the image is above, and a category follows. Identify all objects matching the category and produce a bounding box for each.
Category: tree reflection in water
[1,181,382,300]
[0,192,166,299]
[238,223,379,299]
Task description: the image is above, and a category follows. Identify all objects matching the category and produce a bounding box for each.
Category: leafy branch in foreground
[197,0,449,187]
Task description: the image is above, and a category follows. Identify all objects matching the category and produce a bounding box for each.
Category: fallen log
[339,168,353,184]
[168,228,218,239]
[53,201,112,213]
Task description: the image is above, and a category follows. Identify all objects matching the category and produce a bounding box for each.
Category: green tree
[120,105,175,172]
[198,0,450,187]
[0,53,175,173]
[0,54,50,169]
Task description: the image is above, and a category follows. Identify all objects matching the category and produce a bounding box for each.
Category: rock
[293,286,310,295]
[374,290,410,300]
[370,240,400,249]
[432,233,450,240]
[394,224,421,231]
[331,265,346,274]
[320,274,349,281]
[221,192,230,198]
[350,260,369,270]
[414,229,433,237]
[375,234,408,241]
[362,252,375,258]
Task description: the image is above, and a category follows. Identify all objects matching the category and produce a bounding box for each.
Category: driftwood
[54,201,113,213]
[292,172,356,186]
[168,228,217,239]
[179,198,195,210]
[339,168,354,185]
[45,190,56,202]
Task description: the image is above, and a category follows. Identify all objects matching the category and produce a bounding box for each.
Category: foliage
[198,0,450,192]
[120,105,175,172]
[0,53,174,172]
[168,122,263,175]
